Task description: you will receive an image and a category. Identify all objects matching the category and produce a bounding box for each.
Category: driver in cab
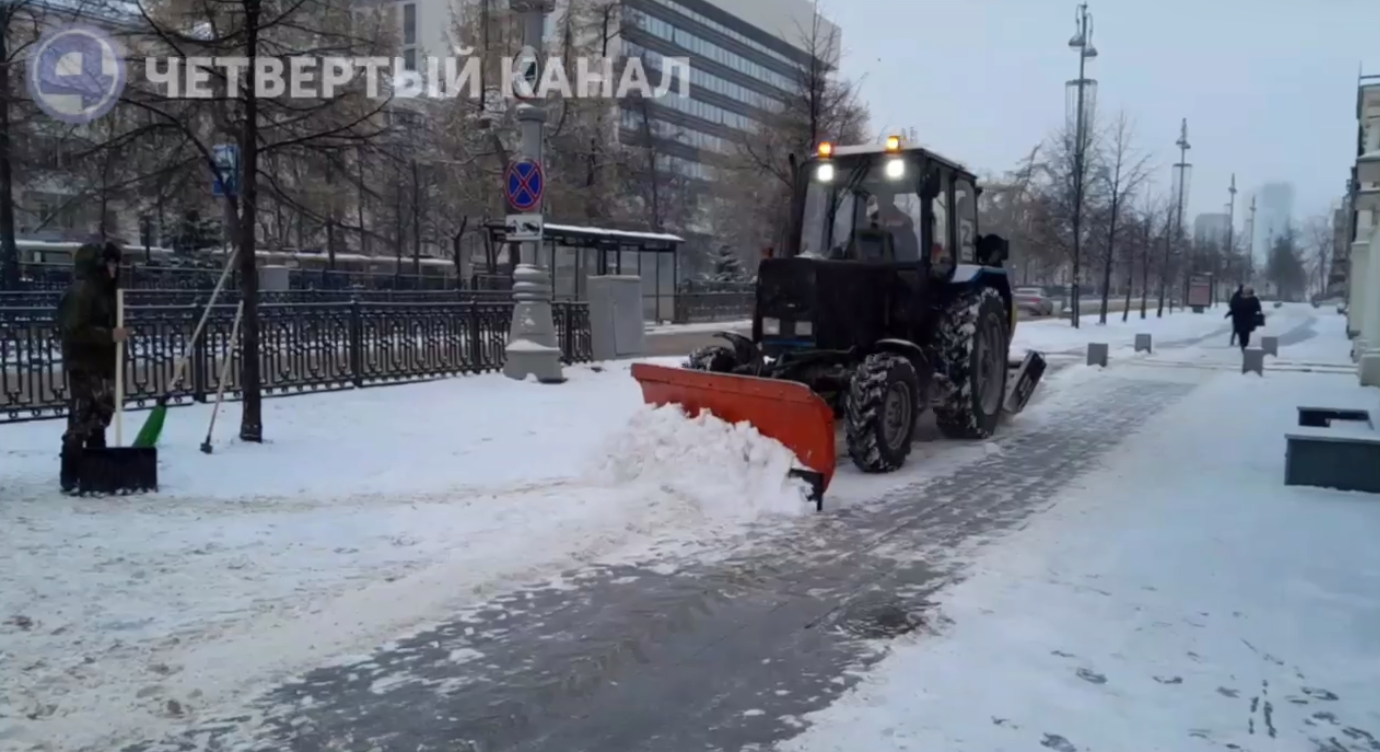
[867,192,920,262]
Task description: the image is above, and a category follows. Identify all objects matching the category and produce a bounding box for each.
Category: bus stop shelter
[483,221,684,321]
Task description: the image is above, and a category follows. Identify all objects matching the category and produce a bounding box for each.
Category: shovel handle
[115,288,124,446]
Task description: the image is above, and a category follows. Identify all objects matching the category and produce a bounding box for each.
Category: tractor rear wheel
[685,344,736,372]
[844,352,920,473]
[934,287,1009,439]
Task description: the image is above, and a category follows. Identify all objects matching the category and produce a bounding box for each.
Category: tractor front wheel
[934,287,1009,439]
[844,352,920,473]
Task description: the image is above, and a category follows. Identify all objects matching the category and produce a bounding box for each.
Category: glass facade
[620,0,812,187]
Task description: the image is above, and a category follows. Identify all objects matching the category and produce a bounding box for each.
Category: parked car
[1014,287,1055,316]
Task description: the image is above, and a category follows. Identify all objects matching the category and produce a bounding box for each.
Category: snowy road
[108,366,1208,750]
[6,305,1360,752]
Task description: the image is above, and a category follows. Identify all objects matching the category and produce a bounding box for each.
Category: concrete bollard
[1134,333,1152,353]
[1260,335,1278,356]
[1087,342,1109,367]
[1242,348,1265,375]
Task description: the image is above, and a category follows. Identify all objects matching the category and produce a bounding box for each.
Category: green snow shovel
[132,249,239,448]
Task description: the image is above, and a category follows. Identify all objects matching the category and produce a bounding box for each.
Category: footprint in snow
[1040,733,1076,751]
[1154,676,1183,685]
[1076,668,1106,684]
[1302,687,1339,701]
[1217,687,1240,698]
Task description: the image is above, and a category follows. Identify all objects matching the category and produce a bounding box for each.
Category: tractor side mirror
[976,234,1009,265]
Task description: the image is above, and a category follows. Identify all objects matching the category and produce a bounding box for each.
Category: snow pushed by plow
[589,404,813,520]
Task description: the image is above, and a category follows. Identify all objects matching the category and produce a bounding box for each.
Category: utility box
[259,265,290,291]
[588,275,645,360]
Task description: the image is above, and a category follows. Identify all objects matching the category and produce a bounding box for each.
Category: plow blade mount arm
[629,363,836,500]
[1004,350,1047,415]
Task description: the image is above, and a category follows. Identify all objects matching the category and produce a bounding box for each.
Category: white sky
[825,0,1380,223]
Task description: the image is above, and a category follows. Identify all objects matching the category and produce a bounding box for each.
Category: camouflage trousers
[63,370,115,451]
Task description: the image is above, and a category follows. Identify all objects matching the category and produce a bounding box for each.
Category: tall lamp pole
[1225,173,1237,295]
[1159,119,1190,316]
[1067,2,1097,327]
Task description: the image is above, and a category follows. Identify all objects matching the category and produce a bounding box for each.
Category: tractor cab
[788,136,1003,275]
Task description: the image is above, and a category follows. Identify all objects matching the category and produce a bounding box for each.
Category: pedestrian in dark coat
[1225,284,1263,351]
[58,242,129,492]
[1228,285,1244,345]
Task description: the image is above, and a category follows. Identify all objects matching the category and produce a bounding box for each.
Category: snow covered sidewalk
[0,359,827,750]
[0,307,1252,751]
[780,316,1380,751]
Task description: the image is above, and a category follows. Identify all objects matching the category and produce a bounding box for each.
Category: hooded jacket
[58,244,119,376]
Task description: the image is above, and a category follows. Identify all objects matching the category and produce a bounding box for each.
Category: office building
[1254,182,1294,258]
[617,0,840,183]
[1192,212,1230,248]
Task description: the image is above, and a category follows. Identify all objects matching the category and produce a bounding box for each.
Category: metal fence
[1,299,593,423]
[672,291,754,323]
[17,262,460,292]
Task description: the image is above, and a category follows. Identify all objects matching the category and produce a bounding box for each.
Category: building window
[402,2,416,44]
[403,47,417,71]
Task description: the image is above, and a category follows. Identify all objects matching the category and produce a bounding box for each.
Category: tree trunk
[1099,192,1120,325]
[0,24,20,289]
[238,0,264,442]
[411,159,421,279]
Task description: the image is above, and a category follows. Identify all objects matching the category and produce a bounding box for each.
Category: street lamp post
[1225,174,1237,293]
[502,0,564,382]
[1067,3,1097,327]
[1159,119,1190,316]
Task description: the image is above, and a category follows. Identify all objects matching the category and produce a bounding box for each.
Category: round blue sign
[505,160,543,211]
[27,25,126,124]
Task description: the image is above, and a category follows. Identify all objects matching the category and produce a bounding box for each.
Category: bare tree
[117,0,396,440]
[1092,112,1151,323]
[1303,212,1334,298]
[728,11,868,258]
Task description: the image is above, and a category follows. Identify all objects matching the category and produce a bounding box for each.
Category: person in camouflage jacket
[58,242,129,491]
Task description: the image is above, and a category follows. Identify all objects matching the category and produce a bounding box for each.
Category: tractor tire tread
[934,287,1007,439]
[844,351,919,473]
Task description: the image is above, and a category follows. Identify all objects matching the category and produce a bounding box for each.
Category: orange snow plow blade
[630,363,836,501]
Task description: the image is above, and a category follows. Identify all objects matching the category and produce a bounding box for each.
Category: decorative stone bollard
[1260,335,1278,356]
[1242,347,1265,375]
[1134,333,1152,353]
[1087,342,1109,367]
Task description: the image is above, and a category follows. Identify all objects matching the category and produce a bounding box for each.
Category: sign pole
[503,0,563,383]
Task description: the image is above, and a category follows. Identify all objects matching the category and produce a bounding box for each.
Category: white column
[1360,223,1380,386]
[1351,236,1369,345]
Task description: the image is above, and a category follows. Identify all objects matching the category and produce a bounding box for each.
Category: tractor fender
[948,265,1015,338]
[870,339,933,380]
[713,331,763,369]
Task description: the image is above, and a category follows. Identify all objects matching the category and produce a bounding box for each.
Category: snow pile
[588,405,812,520]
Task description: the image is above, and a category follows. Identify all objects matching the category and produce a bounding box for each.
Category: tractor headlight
[885,159,905,178]
[815,163,834,182]
[763,317,780,335]
[796,321,812,336]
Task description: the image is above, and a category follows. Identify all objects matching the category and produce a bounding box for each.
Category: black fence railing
[672,292,754,323]
[16,263,460,292]
[1,300,593,423]
[0,288,522,312]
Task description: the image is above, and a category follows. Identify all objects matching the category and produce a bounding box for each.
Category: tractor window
[798,154,922,262]
[931,171,953,274]
[954,177,976,263]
